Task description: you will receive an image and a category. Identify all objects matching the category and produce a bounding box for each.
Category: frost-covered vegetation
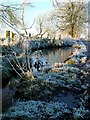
[64,40,87,64]
[2,40,90,120]
[1,0,89,119]
[2,100,89,120]
[14,66,89,100]
[2,65,90,120]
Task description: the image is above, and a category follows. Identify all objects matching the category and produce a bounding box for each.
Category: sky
[0,0,89,37]
[1,0,53,24]
[25,0,53,34]
[0,0,53,36]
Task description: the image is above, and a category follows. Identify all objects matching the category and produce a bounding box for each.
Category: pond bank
[2,39,90,120]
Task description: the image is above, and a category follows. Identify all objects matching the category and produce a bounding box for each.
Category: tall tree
[52,0,87,38]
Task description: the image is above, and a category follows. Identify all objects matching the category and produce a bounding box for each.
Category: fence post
[6,31,11,45]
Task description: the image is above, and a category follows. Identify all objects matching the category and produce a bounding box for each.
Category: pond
[2,47,74,112]
[31,47,74,66]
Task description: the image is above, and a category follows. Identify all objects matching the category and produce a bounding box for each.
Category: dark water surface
[31,47,73,65]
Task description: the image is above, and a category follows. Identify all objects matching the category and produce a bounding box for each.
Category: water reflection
[31,48,73,65]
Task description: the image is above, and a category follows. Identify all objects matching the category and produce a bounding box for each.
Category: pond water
[31,47,73,66]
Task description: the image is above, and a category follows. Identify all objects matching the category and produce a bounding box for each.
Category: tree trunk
[69,23,74,38]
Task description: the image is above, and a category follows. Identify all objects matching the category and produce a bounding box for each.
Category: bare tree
[35,15,48,38]
[52,0,87,38]
[0,3,23,35]
[35,12,57,39]
[0,0,34,36]
[0,1,34,80]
